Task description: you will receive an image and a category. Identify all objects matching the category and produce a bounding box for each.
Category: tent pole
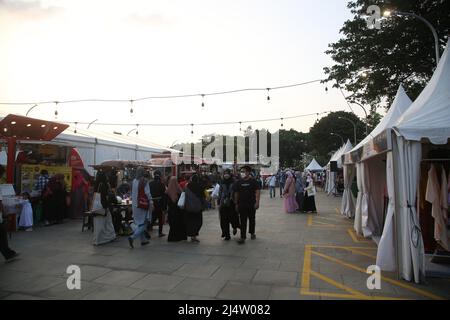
[391,137,401,280]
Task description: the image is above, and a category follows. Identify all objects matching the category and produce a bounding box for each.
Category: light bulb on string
[325,86,328,93]
[129,100,134,115]
[191,124,194,135]
[266,88,271,102]
[239,121,242,132]
[201,94,205,108]
[135,124,139,136]
[280,117,284,128]
[74,122,78,134]
[54,101,58,119]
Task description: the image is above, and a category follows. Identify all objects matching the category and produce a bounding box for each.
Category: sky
[0,0,357,147]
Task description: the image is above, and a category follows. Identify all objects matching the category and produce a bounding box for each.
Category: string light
[74,122,78,134]
[129,100,134,115]
[191,123,194,135]
[201,94,205,108]
[54,101,58,119]
[135,124,139,135]
[267,88,271,101]
[280,117,284,127]
[239,121,242,132]
[61,111,333,127]
[325,87,328,93]
[0,79,324,106]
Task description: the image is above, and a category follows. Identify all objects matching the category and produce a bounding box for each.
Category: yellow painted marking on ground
[347,228,372,244]
[312,245,376,250]
[311,250,444,300]
[307,215,313,226]
[310,270,369,299]
[346,248,377,260]
[301,245,312,289]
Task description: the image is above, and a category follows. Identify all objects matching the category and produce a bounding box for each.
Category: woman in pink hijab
[283,171,299,213]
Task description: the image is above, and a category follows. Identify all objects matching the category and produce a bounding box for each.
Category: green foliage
[324,0,450,108]
[308,111,365,159]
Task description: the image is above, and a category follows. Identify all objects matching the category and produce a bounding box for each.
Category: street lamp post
[384,10,440,67]
[338,116,357,145]
[330,132,344,145]
[350,101,369,136]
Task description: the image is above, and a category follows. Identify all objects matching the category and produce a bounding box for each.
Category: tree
[308,111,365,160]
[324,0,450,109]
[278,129,310,169]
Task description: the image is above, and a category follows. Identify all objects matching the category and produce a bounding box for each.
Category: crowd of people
[266,169,318,214]
[88,165,262,247]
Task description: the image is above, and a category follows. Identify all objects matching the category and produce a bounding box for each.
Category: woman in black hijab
[184,174,206,242]
[218,169,239,240]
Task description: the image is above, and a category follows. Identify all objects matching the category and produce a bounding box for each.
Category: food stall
[0,114,70,231]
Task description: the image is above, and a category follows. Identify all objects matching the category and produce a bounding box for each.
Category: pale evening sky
[0,0,358,147]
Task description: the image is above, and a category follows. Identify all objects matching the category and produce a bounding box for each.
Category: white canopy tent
[54,127,177,175]
[325,140,352,195]
[387,39,450,283]
[305,158,323,172]
[346,85,412,228]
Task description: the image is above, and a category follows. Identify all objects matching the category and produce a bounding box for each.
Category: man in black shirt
[149,171,167,237]
[234,165,260,244]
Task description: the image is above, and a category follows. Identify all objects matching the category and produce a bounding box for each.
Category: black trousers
[295,192,304,211]
[219,205,240,237]
[238,207,256,239]
[0,222,16,260]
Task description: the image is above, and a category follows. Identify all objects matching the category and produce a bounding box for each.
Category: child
[18,192,33,231]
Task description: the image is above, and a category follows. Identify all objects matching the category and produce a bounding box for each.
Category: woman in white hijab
[303,173,317,213]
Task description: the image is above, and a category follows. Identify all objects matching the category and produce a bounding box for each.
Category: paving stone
[210,267,257,283]
[38,281,102,300]
[81,285,143,300]
[94,270,147,287]
[217,281,271,300]
[130,274,185,292]
[133,290,190,300]
[252,270,298,287]
[174,263,220,279]
[171,278,226,298]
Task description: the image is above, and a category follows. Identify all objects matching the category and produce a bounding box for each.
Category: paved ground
[1,190,449,300]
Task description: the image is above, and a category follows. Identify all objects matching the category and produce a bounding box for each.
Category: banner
[21,164,72,194]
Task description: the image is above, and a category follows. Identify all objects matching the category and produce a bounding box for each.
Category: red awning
[0,114,69,141]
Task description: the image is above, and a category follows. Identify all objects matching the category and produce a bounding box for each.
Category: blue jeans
[130,212,152,242]
[269,187,276,198]
[279,183,285,196]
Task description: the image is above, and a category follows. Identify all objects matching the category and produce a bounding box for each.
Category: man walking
[268,174,276,198]
[149,170,167,238]
[234,166,260,244]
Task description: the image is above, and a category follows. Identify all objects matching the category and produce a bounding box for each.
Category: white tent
[305,158,323,172]
[54,127,177,175]
[347,85,412,227]
[387,39,450,283]
[325,140,353,195]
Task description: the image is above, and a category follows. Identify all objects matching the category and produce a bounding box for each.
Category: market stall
[0,114,70,230]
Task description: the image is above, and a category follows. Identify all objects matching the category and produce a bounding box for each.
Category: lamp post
[87,119,98,129]
[338,116,357,145]
[330,132,344,145]
[350,101,369,136]
[26,104,38,116]
[384,10,440,67]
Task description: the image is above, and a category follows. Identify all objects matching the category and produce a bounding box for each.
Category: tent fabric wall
[341,163,356,218]
[365,156,387,237]
[393,136,424,283]
[354,162,364,235]
[376,151,396,271]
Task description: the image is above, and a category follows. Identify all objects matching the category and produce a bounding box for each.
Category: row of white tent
[325,140,353,195]
[54,127,176,175]
[338,39,450,283]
